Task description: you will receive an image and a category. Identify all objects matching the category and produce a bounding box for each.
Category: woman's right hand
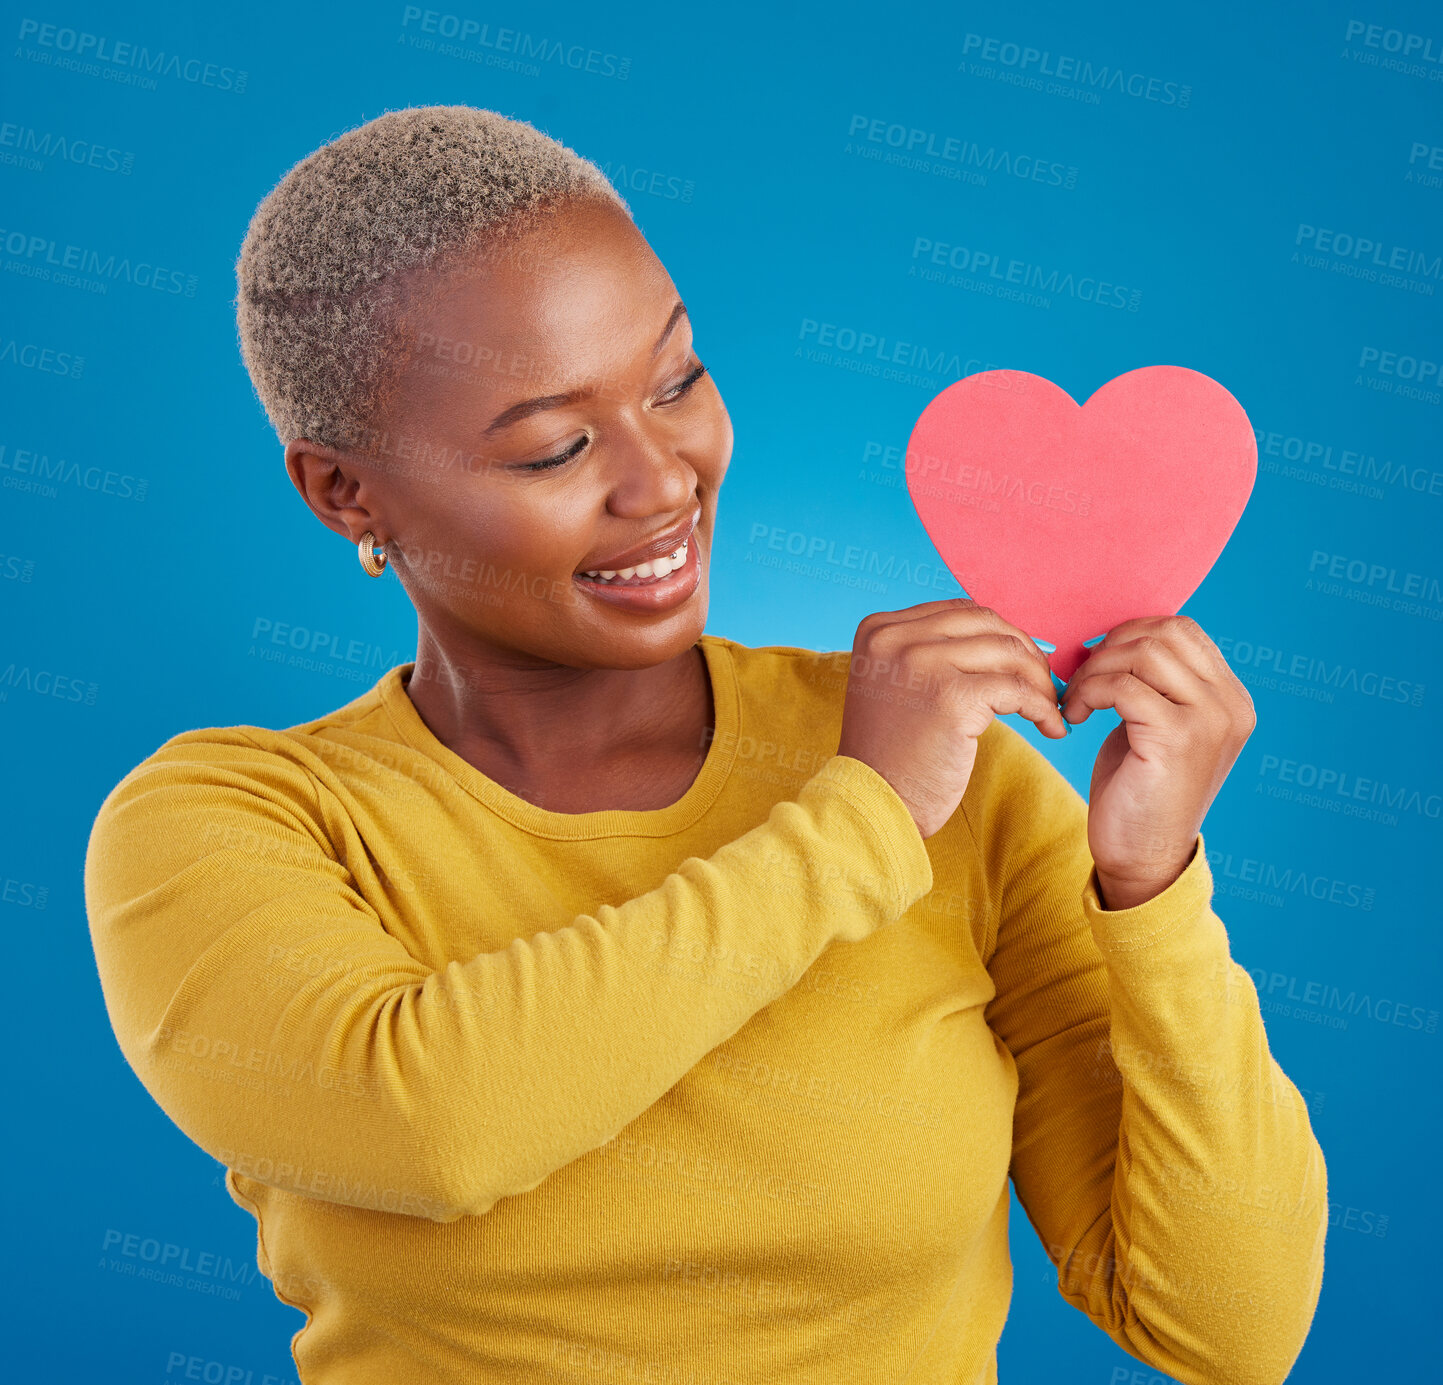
[835,598,1069,839]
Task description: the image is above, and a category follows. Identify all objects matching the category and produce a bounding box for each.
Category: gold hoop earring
[358,531,388,577]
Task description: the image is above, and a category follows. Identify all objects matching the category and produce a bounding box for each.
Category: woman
[84,105,1326,1384]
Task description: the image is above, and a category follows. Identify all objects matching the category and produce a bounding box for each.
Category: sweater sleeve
[972,722,1327,1385]
[84,735,933,1224]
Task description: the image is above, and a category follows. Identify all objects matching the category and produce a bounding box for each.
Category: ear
[285,441,384,545]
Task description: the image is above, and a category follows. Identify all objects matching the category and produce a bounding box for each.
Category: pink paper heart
[904,365,1257,681]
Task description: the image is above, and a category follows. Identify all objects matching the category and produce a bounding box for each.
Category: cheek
[396,490,535,582]
[400,495,589,610]
[693,394,734,476]
[482,492,598,583]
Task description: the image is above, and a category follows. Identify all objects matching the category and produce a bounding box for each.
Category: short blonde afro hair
[235,104,630,450]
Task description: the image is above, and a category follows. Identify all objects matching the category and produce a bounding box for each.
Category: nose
[604,419,699,519]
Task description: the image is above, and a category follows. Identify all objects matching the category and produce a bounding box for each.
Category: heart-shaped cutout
[904,365,1257,681]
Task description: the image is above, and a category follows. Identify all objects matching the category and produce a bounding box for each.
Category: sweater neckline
[375,633,740,840]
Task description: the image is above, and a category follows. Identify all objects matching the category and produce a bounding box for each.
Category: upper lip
[577,506,701,573]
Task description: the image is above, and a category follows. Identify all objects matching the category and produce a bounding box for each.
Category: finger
[860,625,1053,699]
[1088,615,1230,686]
[952,670,1072,739]
[1062,668,1185,733]
[911,629,1059,708]
[1066,632,1211,708]
[911,639,1069,738]
[863,596,1041,637]
[868,601,1055,685]
[857,595,983,632]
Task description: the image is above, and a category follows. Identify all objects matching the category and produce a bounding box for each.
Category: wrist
[1093,840,1198,911]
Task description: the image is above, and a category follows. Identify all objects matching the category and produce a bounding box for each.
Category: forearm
[1061,845,1328,1385]
[89,746,934,1223]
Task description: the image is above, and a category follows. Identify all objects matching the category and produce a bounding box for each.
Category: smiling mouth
[576,537,690,585]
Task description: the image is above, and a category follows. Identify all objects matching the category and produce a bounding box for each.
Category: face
[297,197,733,675]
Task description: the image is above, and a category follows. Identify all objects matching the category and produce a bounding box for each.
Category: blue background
[3,1,1439,1380]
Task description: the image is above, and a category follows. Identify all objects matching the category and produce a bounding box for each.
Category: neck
[403,623,711,784]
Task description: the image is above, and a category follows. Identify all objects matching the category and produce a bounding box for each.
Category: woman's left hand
[1060,616,1256,911]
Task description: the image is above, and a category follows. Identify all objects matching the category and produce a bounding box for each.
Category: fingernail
[1062,718,1072,736]
[1050,671,1067,700]
[1082,633,1107,648]
[1031,637,1057,653]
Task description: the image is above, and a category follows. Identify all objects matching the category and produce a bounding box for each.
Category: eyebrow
[482,300,690,437]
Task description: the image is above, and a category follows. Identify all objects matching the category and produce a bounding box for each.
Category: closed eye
[520,361,710,472]
[657,360,709,404]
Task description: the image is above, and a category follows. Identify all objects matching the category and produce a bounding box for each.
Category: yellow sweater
[84,633,1326,1385]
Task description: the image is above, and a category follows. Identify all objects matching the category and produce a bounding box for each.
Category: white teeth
[581,539,688,583]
